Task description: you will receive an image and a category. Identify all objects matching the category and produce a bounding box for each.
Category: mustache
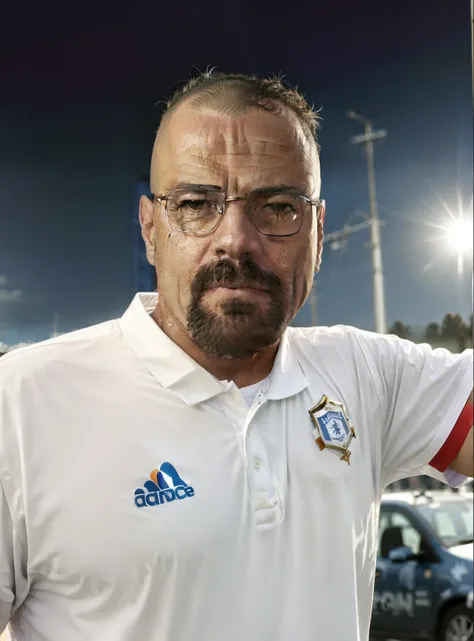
[191,258,282,299]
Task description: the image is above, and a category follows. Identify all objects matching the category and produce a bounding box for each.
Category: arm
[449,391,473,477]
[356,331,473,487]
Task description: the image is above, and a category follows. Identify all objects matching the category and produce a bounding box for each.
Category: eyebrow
[251,184,308,197]
[167,182,222,193]
[167,182,309,197]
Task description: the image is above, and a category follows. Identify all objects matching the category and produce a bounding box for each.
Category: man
[0,72,472,641]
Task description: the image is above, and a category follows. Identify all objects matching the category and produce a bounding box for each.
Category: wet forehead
[153,107,320,195]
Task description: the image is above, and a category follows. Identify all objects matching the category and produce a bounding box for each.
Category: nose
[209,200,263,260]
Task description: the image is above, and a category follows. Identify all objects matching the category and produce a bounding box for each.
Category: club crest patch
[309,395,356,464]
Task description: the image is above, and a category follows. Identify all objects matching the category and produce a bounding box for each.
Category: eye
[178,198,208,212]
[266,202,297,215]
[261,199,299,222]
[171,192,221,217]
[252,192,303,236]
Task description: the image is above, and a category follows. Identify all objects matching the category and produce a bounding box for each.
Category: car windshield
[417,499,473,547]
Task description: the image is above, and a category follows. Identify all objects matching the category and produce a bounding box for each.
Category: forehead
[153,106,320,195]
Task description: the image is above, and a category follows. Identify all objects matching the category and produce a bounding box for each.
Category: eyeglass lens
[165,188,307,236]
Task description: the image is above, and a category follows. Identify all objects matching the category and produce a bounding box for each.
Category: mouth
[203,284,271,299]
[209,283,270,292]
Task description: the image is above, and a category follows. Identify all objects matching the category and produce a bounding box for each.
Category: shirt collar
[119,293,224,405]
[266,329,309,400]
[119,293,309,405]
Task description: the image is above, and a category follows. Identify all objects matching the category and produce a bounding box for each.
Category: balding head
[151,103,320,198]
[164,72,320,141]
[151,72,321,194]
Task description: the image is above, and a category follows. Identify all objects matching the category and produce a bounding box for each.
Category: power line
[309,217,375,325]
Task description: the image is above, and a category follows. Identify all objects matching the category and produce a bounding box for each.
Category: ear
[139,195,156,265]
[315,200,325,272]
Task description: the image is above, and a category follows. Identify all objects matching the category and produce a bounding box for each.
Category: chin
[198,332,278,360]
[187,293,288,359]
[219,299,261,317]
[189,310,285,360]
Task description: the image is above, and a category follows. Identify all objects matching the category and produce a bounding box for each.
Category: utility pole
[51,313,60,338]
[471,0,474,104]
[348,111,387,334]
[309,281,318,325]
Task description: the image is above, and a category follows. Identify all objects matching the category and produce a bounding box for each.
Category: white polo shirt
[0,293,472,641]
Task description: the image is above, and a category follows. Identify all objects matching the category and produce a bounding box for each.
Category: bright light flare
[445,218,473,253]
[412,192,473,279]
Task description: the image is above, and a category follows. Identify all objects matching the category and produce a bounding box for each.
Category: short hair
[162,70,321,150]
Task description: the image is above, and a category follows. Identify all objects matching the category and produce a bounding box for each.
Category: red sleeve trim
[430,401,473,473]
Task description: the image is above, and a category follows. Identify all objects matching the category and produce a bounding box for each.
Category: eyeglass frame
[150,185,323,238]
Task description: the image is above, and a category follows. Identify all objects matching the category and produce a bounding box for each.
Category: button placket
[219,384,281,525]
[245,423,273,494]
[246,392,267,425]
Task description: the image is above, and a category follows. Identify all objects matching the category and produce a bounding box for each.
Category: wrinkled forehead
[152,105,320,196]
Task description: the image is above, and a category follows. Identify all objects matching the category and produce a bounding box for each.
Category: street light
[417,195,473,282]
[442,212,473,280]
[445,218,473,253]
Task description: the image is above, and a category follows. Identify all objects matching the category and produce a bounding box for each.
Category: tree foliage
[388,320,411,339]
[424,322,440,341]
[440,313,468,338]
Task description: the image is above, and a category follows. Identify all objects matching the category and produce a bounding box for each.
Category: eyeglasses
[151,185,321,237]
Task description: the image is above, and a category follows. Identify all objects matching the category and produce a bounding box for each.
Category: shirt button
[253,459,262,470]
[228,391,236,401]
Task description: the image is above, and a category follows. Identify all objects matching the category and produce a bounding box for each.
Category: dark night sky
[0,0,472,345]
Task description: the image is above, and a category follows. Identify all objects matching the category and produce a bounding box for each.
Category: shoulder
[286,324,472,371]
[286,326,473,403]
[284,325,384,386]
[0,319,122,391]
[287,323,382,343]
[286,324,399,357]
[284,325,441,391]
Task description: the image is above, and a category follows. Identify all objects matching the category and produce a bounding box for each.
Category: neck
[151,302,279,388]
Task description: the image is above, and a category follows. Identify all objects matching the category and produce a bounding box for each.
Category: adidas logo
[134,462,195,508]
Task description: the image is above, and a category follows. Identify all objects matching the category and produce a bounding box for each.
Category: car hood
[450,542,473,561]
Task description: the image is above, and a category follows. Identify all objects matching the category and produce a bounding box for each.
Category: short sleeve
[354,332,473,488]
[0,478,29,633]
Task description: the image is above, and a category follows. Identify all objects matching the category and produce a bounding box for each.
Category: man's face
[140,104,324,359]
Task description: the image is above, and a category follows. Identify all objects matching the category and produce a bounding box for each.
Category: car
[370,490,473,641]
